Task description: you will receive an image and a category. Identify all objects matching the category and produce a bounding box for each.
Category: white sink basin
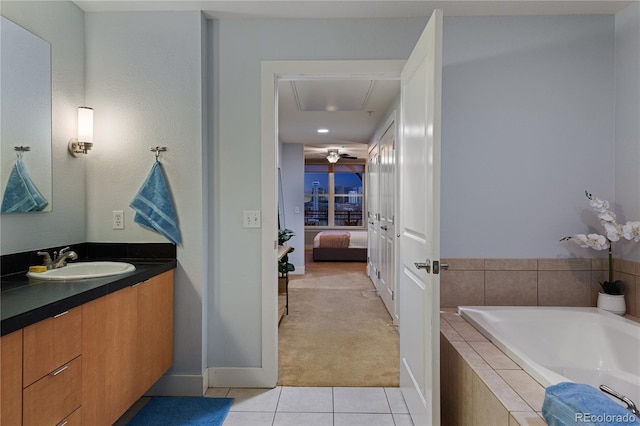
[27,261,136,281]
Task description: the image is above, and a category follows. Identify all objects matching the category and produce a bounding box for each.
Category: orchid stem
[608,245,614,283]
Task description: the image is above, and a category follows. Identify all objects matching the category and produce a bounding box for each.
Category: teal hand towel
[542,382,639,426]
[1,159,48,213]
[130,161,181,244]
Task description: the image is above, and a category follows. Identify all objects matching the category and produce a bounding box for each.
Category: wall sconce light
[326,149,340,164]
[68,106,93,157]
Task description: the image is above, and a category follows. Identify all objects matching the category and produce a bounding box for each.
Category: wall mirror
[1,16,52,213]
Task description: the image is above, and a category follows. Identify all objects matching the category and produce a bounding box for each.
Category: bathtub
[458,306,640,406]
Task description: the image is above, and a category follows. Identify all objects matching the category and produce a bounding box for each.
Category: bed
[312,230,368,262]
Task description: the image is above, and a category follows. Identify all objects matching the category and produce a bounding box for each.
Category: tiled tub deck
[441,309,639,426]
[441,310,548,426]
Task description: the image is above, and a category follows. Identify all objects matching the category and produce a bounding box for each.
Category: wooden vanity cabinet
[82,284,139,425]
[1,330,23,426]
[82,270,174,425]
[0,268,173,426]
[137,270,174,395]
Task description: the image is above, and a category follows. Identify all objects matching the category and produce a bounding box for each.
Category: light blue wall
[279,143,305,272]
[84,11,207,393]
[441,15,616,259]
[615,2,640,262]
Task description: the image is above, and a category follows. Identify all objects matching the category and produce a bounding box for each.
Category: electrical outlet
[243,210,261,228]
[113,210,124,230]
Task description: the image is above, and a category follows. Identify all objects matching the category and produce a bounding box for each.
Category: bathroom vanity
[0,250,176,426]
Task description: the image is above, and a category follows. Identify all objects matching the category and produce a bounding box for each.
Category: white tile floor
[205,386,414,426]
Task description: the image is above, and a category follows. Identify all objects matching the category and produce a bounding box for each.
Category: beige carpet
[278,254,400,387]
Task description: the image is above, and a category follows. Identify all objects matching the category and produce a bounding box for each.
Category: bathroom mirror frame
[1,16,53,213]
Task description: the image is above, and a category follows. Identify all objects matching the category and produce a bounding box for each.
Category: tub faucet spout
[599,385,639,415]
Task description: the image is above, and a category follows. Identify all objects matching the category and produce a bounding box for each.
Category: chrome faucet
[52,247,78,269]
[36,251,53,269]
[38,247,78,269]
[600,385,639,415]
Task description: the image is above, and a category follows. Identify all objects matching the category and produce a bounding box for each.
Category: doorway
[260,61,406,388]
[271,62,404,387]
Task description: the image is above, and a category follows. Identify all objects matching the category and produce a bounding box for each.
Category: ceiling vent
[291,80,375,112]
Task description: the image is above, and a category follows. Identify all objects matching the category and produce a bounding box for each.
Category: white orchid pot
[597,292,626,315]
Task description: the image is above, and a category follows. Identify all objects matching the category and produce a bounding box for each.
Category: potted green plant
[278,228,295,275]
[562,191,640,314]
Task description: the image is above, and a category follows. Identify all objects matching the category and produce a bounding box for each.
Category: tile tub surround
[440,309,639,426]
[440,258,640,317]
[440,311,547,426]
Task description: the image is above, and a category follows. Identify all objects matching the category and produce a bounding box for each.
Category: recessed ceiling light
[317,128,329,134]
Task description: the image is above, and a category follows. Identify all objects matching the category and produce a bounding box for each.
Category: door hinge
[377,270,381,279]
[391,290,394,301]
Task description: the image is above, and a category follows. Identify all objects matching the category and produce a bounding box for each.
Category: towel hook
[150,146,167,161]
[14,146,31,159]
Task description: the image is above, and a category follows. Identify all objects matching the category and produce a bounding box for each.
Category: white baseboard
[208,367,277,388]
[145,373,208,396]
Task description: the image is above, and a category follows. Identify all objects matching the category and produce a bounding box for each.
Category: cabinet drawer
[56,407,81,426]
[23,306,82,387]
[23,356,81,426]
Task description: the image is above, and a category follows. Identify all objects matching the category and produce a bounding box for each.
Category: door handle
[381,225,388,231]
[433,260,449,274]
[414,259,431,273]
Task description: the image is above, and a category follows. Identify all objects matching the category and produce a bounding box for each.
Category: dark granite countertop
[1,259,177,336]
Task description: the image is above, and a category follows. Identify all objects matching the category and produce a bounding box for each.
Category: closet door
[378,118,397,322]
[367,144,380,291]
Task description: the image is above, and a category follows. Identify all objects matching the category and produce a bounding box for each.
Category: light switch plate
[243,210,261,228]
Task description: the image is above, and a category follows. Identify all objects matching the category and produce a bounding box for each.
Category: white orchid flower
[589,196,609,212]
[597,210,617,223]
[570,233,609,250]
[622,221,640,242]
[603,222,622,242]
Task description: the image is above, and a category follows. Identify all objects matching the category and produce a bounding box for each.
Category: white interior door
[398,9,443,426]
[379,119,396,321]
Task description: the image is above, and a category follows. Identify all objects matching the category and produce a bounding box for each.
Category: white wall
[279,142,305,272]
[615,2,640,262]
[440,15,616,259]
[84,11,207,394]
[0,1,86,254]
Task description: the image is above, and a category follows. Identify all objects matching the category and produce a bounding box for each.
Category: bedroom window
[304,163,365,227]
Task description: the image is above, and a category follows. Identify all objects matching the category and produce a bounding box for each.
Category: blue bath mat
[127,396,234,426]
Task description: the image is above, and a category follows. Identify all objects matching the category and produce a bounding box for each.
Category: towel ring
[150,146,167,160]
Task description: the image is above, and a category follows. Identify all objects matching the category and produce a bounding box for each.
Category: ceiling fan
[326,149,359,163]
[303,144,367,162]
